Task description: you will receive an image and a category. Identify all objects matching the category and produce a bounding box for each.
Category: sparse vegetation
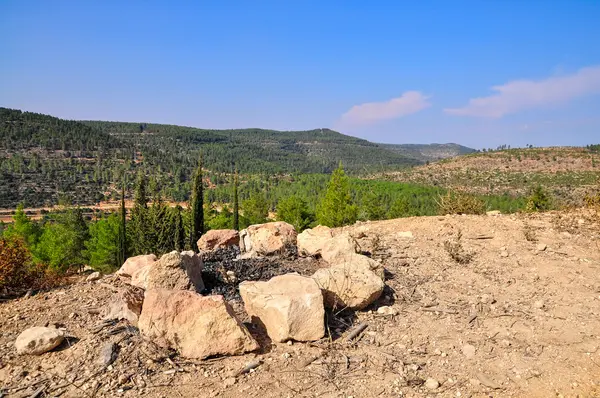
[443,230,474,264]
[436,191,486,215]
[523,222,538,242]
[525,186,552,212]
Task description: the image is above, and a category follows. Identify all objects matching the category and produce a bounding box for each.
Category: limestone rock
[130,264,152,289]
[312,266,384,310]
[486,210,502,216]
[103,285,145,325]
[239,221,297,256]
[116,254,157,278]
[86,271,101,282]
[320,233,359,263]
[239,274,325,342]
[297,225,333,257]
[197,229,240,252]
[15,327,64,355]
[146,251,204,292]
[138,289,259,359]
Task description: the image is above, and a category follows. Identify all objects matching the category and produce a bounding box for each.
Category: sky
[1,0,600,149]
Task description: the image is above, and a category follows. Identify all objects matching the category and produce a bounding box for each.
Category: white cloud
[340,91,431,125]
[445,65,600,118]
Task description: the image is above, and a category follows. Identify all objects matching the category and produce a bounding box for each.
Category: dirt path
[1,210,599,397]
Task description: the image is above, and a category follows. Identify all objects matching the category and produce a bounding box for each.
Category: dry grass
[436,191,486,216]
[443,230,474,264]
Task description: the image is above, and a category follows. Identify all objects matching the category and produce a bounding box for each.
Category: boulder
[320,233,360,263]
[297,225,333,257]
[239,274,325,342]
[320,233,384,279]
[138,289,259,359]
[197,229,240,251]
[130,264,152,289]
[15,327,64,355]
[312,266,384,310]
[103,285,145,325]
[146,251,204,292]
[116,254,157,278]
[239,222,297,256]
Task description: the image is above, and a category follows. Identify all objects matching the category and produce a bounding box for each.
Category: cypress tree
[173,206,185,251]
[190,154,204,251]
[118,181,127,265]
[130,173,149,255]
[233,168,239,230]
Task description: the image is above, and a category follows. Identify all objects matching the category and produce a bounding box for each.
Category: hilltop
[381,146,600,206]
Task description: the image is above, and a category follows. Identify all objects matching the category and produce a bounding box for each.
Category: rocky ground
[1,210,600,397]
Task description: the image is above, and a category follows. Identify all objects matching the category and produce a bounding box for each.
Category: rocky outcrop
[15,327,65,355]
[297,225,333,257]
[197,229,240,252]
[239,222,297,256]
[312,266,384,310]
[138,289,259,359]
[116,254,157,278]
[146,251,204,292]
[103,285,145,325]
[239,274,325,342]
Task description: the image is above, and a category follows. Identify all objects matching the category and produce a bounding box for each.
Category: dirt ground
[1,210,600,397]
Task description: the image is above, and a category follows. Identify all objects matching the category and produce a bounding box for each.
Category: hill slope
[380,146,600,205]
[0,108,427,208]
[379,142,477,162]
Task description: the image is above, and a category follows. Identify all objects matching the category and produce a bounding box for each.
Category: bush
[436,191,486,215]
[277,196,314,232]
[0,236,50,292]
[525,186,552,212]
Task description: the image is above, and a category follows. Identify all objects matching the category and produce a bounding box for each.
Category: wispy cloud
[340,91,431,125]
[445,65,600,118]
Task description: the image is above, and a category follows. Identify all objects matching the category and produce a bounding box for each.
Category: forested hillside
[1,108,429,208]
[380,143,476,162]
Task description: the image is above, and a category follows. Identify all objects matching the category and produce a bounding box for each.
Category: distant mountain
[379,143,477,162]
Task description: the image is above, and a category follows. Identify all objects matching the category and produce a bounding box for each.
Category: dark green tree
[242,192,269,226]
[129,173,150,255]
[233,169,240,230]
[86,213,121,272]
[118,181,127,266]
[173,206,185,251]
[316,162,357,227]
[190,154,205,251]
[276,196,314,231]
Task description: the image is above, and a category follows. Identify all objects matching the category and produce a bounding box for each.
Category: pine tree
[233,168,239,230]
[190,154,204,251]
[316,162,357,227]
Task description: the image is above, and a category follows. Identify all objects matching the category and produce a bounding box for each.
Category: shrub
[525,186,552,212]
[437,191,486,215]
[0,236,52,292]
[443,230,474,264]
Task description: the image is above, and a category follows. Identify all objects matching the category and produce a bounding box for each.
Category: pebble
[462,344,476,358]
[377,306,398,316]
[223,377,236,387]
[536,243,547,252]
[533,300,545,309]
[500,251,509,258]
[425,378,440,390]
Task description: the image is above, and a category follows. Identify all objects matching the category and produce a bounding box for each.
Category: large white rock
[15,327,64,355]
[116,254,157,278]
[130,264,152,289]
[197,229,240,251]
[103,285,145,325]
[239,221,297,256]
[297,225,333,257]
[239,274,325,342]
[138,289,259,359]
[320,233,359,263]
[312,266,384,310]
[146,251,204,292]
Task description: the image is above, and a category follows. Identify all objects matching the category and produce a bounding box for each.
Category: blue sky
[1,0,599,148]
